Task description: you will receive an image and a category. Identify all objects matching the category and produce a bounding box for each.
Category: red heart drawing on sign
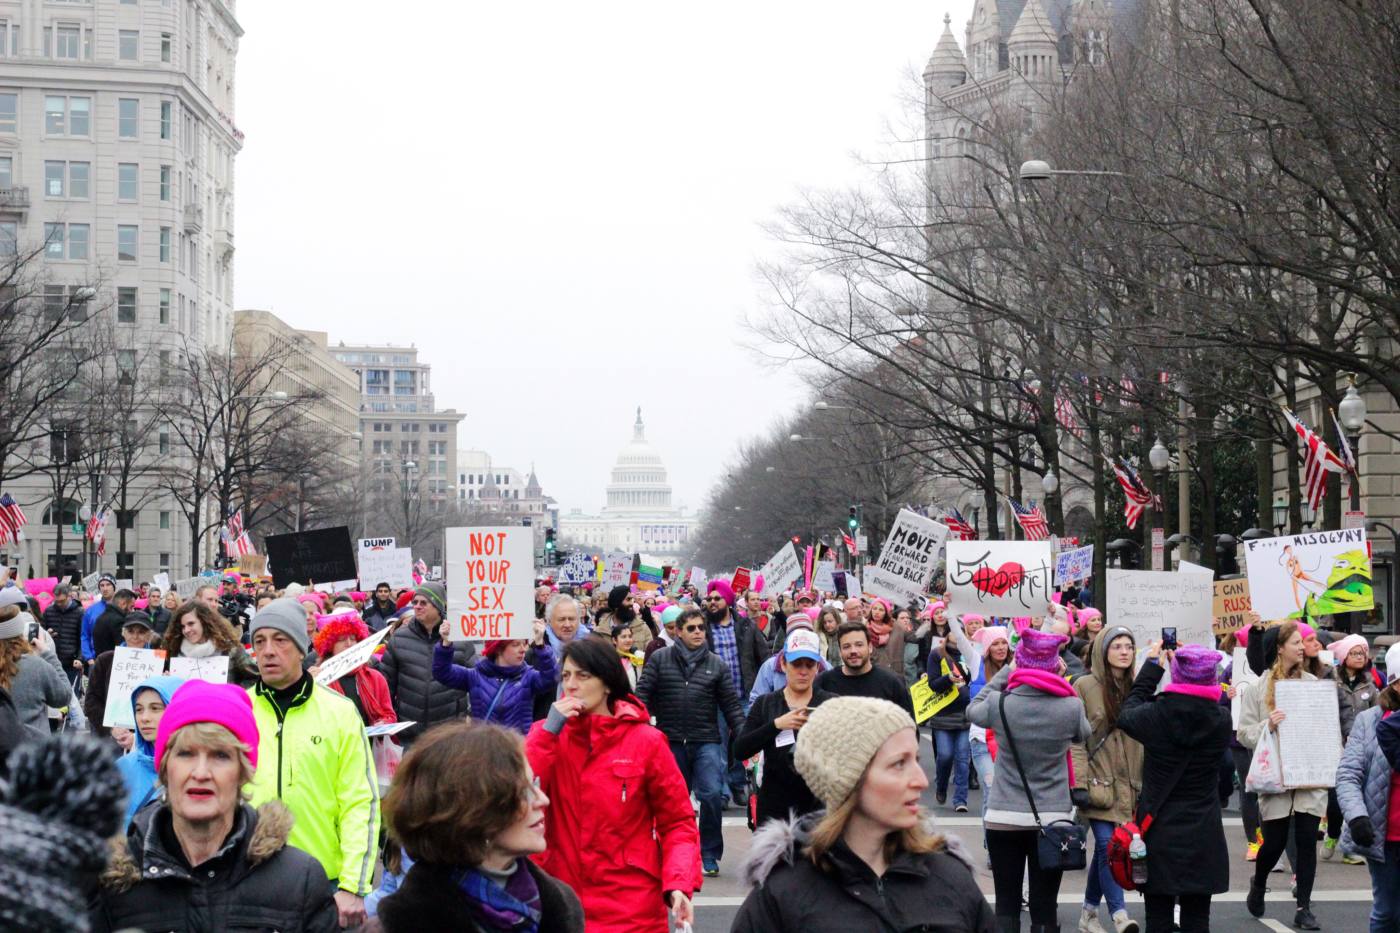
[970,562,1026,597]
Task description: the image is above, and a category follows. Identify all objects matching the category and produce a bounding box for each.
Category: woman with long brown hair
[1238,620,1327,930]
[0,603,69,741]
[815,606,843,668]
[161,601,258,686]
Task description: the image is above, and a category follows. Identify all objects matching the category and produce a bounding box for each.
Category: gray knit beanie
[794,696,916,810]
[0,735,124,932]
[249,596,310,654]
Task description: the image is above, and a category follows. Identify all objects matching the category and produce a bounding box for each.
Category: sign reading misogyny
[945,540,1054,618]
[865,509,950,605]
[444,527,535,641]
[1242,527,1373,621]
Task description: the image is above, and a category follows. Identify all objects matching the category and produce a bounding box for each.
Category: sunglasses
[704,595,725,603]
[411,599,432,607]
[682,624,706,632]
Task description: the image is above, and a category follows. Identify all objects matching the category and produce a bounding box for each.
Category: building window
[159,227,170,262]
[0,156,9,187]
[116,350,137,385]
[118,30,139,61]
[160,101,172,139]
[158,552,170,573]
[158,287,170,324]
[44,161,65,197]
[159,165,171,200]
[117,225,138,261]
[159,511,170,530]
[116,287,136,323]
[115,510,137,530]
[0,93,16,134]
[49,23,87,60]
[118,162,139,200]
[158,429,169,454]
[0,21,19,58]
[44,224,85,260]
[160,33,171,63]
[118,98,138,137]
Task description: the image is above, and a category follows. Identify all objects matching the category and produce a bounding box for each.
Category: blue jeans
[671,741,726,863]
[717,707,747,798]
[932,728,970,806]
[971,737,995,849]
[1369,843,1400,933]
[1085,818,1126,914]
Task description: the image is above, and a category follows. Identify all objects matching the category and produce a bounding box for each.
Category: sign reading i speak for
[445,527,535,641]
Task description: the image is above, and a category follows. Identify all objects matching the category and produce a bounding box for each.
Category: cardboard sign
[944,540,1053,618]
[358,537,397,552]
[103,646,168,728]
[236,554,267,579]
[168,655,230,684]
[811,560,837,594]
[151,572,171,594]
[864,510,949,607]
[731,567,752,593]
[264,526,357,587]
[1054,545,1094,587]
[560,552,595,585]
[756,543,803,596]
[1106,569,1214,660]
[601,551,632,590]
[115,579,134,592]
[1213,578,1252,637]
[172,576,201,597]
[1274,680,1344,787]
[313,627,391,686]
[1242,527,1373,621]
[445,527,535,641]
[359,546,415,590]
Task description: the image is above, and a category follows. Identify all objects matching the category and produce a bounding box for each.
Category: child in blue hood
[114,674,185,825]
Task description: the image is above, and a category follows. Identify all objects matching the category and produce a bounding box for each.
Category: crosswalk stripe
[692,890,1376,909]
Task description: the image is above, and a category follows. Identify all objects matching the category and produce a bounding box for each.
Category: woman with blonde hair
[734,695,994,931]
[161,600,258,686]
[815,605,843,668]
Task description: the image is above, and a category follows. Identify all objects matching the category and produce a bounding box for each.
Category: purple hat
[1170,645,1220,687]
[1014,627,1068,672]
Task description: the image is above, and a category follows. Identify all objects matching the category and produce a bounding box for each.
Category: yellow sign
[909,657,962,723]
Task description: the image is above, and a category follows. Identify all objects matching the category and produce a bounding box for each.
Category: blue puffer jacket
[114,674,186,826]
[430,643,558,734]
[1336,705,1394,861]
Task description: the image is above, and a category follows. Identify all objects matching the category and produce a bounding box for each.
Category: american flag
[226,507,245,539]
[1054,393,1085,440]
[1110,458,1158,530]
[943,507,978,540]
[1332,408,1357,474]
[1282,408,1345,511]
[414,558,428,578]
[1009,498,1050,541]
[840,530,856,552]
[90,508,109,557]
[220,508,256,557]
[0,494,28,545]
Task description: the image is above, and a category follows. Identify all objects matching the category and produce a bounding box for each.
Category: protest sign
[756,543,803,595]
[909,675,960,724]
[945,540,1053,619]
[313,627,391,686]
[264,526,357,587]
[151,572,171,593]
[444,527,534,641]
[358,537,396,552]
[172,576,200,597]
[312,579,357,594]
[168,655,230,684]
[731,567,752,593]
[601,551,632,589]
[81,571,100,592]
[23,577,58,597]
[1274,680,1344,787]
[1213,578,1252,637]
[1054,545,1094,587]
[358,546,415,590]
[365,721,416,738]
[103,646,167,728]
[811,560,837,594]
[430,565,442,580]
[634,564,664,592]
[560,552,595,585]
[862,510,949,606]
[1106,569,1214,661]
[1243,527,1373,621]
[115,579,134,592]
[1177,560,1213,576]
[1231,646,1259,728]
[688,567,707,592]
[237,554,267,578]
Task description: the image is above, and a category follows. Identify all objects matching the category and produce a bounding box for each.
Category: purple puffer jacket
[431,643,558,734]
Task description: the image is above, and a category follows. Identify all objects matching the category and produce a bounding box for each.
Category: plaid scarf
[454,859,543,932]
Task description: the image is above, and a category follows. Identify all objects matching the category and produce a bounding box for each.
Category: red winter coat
[525,697,701,933]
[326,665,397,726]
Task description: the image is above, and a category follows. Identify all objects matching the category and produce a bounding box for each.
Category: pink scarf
[1007,667,1075,697]
[1163,682,1223,701]
[866,618,892,648]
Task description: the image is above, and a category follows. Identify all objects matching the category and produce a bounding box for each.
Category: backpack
[1107,816,1151,890]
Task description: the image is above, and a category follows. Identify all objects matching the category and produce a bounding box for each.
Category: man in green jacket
[245,597,379,928]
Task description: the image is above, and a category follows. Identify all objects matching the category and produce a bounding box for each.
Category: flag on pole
[1110,458,1158,530]
[840,530,856,552]
[91,508,109,557]
[1281,408,1345,511]
[1009,498,1050,541]
[1331,408,1357,474]
[0,494,28,545]
[1054,393,1085,440]
[943,507,978,541]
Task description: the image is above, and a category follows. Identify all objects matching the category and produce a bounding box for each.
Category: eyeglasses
[682,624,706,633]
[704,595,725,603]
[411,599,431,607]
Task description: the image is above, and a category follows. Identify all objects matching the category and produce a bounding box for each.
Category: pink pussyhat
[1014,628,1067,672]
[973,625,1009,648]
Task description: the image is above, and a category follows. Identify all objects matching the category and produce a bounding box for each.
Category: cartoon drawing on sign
[1280,544,1326,611]
[1243,528,1373,620]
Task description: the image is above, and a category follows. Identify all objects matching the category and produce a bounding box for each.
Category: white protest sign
[445,527,535,641]
[168,655,230,684]
[865,509,950,606]
[811,560,837,594]
[1274,680,1344,788]
[688,567,708,592]
[1177,560,1213,576]
[1242,527,1373,621]
[560,552,595,585]
[431,565,442,580]
[1106,569,1214,664]
[314,627,391,685]
[359,547,415,590]
[312,579,357,594]
[358,536,396,552]
[1054,545,1094,587]
[756,542,803,595]
[172,576,202,597]
[115,579,134,592]
[151,572,171,593]
[365,720,416,738]
[81,571,101,592]
[944,540,1054,618]
[1230,646,1259,729]
[601,551,632,590]
[103,646,168,727]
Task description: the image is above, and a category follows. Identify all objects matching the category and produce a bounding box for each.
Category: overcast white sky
[234,1,975,515]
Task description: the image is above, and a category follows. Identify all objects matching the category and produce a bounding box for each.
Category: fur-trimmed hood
[739,809,975,888]
[102,799,294,892]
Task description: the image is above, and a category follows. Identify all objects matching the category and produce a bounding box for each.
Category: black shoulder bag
[999,690,1088,871]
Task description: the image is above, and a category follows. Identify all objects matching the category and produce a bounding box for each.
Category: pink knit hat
[973,625,1009,648]
[1328,634,1369,664]
[1015,628,1068,672]
[706,578,736,608]
[155,680,260,773]
[1299,622,1317,641]
[961,613,986,627]
[1171,644,1221,687]
[1234,624,1252,648]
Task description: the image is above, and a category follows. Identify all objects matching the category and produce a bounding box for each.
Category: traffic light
[544,528,556,562]
[848,506,859,530]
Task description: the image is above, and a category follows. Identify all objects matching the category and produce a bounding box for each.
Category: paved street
[689,734,1371,932]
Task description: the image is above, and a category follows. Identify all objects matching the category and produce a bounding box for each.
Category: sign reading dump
[445,527,534,641]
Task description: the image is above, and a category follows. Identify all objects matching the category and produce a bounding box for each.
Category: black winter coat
[1116,662,1232,896]
[706,612,771,700]
[90,801,337,933]
[91,605,129,658]
[733,812,996,932]
[43,599,84,668]
[373,618,475,745]
[636,645,745,745]
[734,687,835,826]
[371,859,584,933]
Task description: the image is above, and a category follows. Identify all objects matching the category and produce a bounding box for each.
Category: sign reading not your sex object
[445,527,535,641]
[944,540,1054,619]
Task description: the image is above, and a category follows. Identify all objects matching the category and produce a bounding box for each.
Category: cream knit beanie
[794,696,916,810]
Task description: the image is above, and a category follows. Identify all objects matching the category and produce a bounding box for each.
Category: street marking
[1256,921,1293,932]
[692,890,1376,908]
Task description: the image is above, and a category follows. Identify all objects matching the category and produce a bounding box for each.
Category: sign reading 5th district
[444,527,535,641]
[864,509,949,606]
[945,540,1053,618]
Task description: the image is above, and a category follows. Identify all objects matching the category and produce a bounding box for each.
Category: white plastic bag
[373,736,403,789]
[1245,729,1285,795]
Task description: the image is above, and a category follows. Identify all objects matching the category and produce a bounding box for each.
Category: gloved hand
[1071,787,1092,810]
[1349,816,1376,849]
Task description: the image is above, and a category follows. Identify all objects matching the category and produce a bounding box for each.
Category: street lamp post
[1149,437,1170,569]
[1041,469,1058,535]
[1272,498,1288,536]
[1338,378,1366,513]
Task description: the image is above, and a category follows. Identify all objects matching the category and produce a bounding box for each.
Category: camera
[1161,626,1178,650]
